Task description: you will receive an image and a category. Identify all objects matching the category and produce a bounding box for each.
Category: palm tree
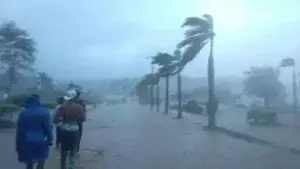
[177,14,217,128]
[0,21,36,94]
[136,73,160,106]
[151,53,177,114]
[279,58,298,110]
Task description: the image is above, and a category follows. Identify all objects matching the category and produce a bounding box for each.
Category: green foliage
[0,21,36,91]
[41,102,56,109]
[3,94,57,109]
[244,66,286,105]
[151,52,177,66]
[136,73,159,89]
[5,94,28,106]
[0,103,19,113]
[151,52,180,77]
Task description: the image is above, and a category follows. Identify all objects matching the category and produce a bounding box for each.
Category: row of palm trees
[135,14,218,128]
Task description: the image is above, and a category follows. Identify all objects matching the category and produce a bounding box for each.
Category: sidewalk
[173,105,300,150]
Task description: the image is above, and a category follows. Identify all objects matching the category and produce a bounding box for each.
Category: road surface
[1,102,299,169]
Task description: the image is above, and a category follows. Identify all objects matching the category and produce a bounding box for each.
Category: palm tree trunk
[207,27,218,129]
[164,76,169,114]
[292,66,298,110]
[156,84,160,112]
[177,73,183,118]
[150,85,154,111]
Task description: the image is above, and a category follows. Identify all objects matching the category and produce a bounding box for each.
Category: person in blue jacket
[16,94,53,169]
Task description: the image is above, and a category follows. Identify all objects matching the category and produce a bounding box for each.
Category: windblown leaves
[136,73,160,89]
[181,17,211,31]
[176,15,214,73]
[278,58,295,67]
[151,52,177,66]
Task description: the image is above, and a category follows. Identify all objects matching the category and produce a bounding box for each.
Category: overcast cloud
[0,0,300,81]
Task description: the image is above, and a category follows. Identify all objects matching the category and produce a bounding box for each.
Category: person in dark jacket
[16,94,53,169]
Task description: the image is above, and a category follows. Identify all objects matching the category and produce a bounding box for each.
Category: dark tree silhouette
[0,21,36,94]
[244,66,286,107]
[152,53,177,114]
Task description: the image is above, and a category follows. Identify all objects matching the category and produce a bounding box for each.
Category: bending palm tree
[279,58,298,110]
[177,14,217,128]
[136,73,160,106]
[152,53,177,114]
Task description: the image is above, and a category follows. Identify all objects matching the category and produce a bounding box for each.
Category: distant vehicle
[246,101,277,123]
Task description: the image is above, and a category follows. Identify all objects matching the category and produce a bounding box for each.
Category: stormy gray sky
[0,0,300,81]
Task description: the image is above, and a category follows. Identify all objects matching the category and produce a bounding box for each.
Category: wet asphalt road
[1,102,300,169]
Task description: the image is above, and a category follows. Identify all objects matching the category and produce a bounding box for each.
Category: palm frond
[177,32,212,49]
[179,40,208,65]
[184,27,206,37]
[173,49,181,60]
[181,17,210,29]
[151,52,177,66]
[156,63,177,77]
[279,58,295,67]
[202,14,213,26]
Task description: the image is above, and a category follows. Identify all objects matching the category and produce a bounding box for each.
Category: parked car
[246,101,277,123]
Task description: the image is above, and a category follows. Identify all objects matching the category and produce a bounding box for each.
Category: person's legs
[67,131,78,169]
[76,126,82,153]
[68,148,77,169]
[26,163,34,169]
[60,148,68,169]
[56,127,61,148]
[36,160,45,169]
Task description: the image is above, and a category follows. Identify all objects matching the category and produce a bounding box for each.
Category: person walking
[16,94,53,169]
[53,97,65,149]
[54,90,86,169]
[74,90,86,156]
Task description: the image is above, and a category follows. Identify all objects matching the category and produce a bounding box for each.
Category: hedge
[41,102,56,109]
[0,103,20,114]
